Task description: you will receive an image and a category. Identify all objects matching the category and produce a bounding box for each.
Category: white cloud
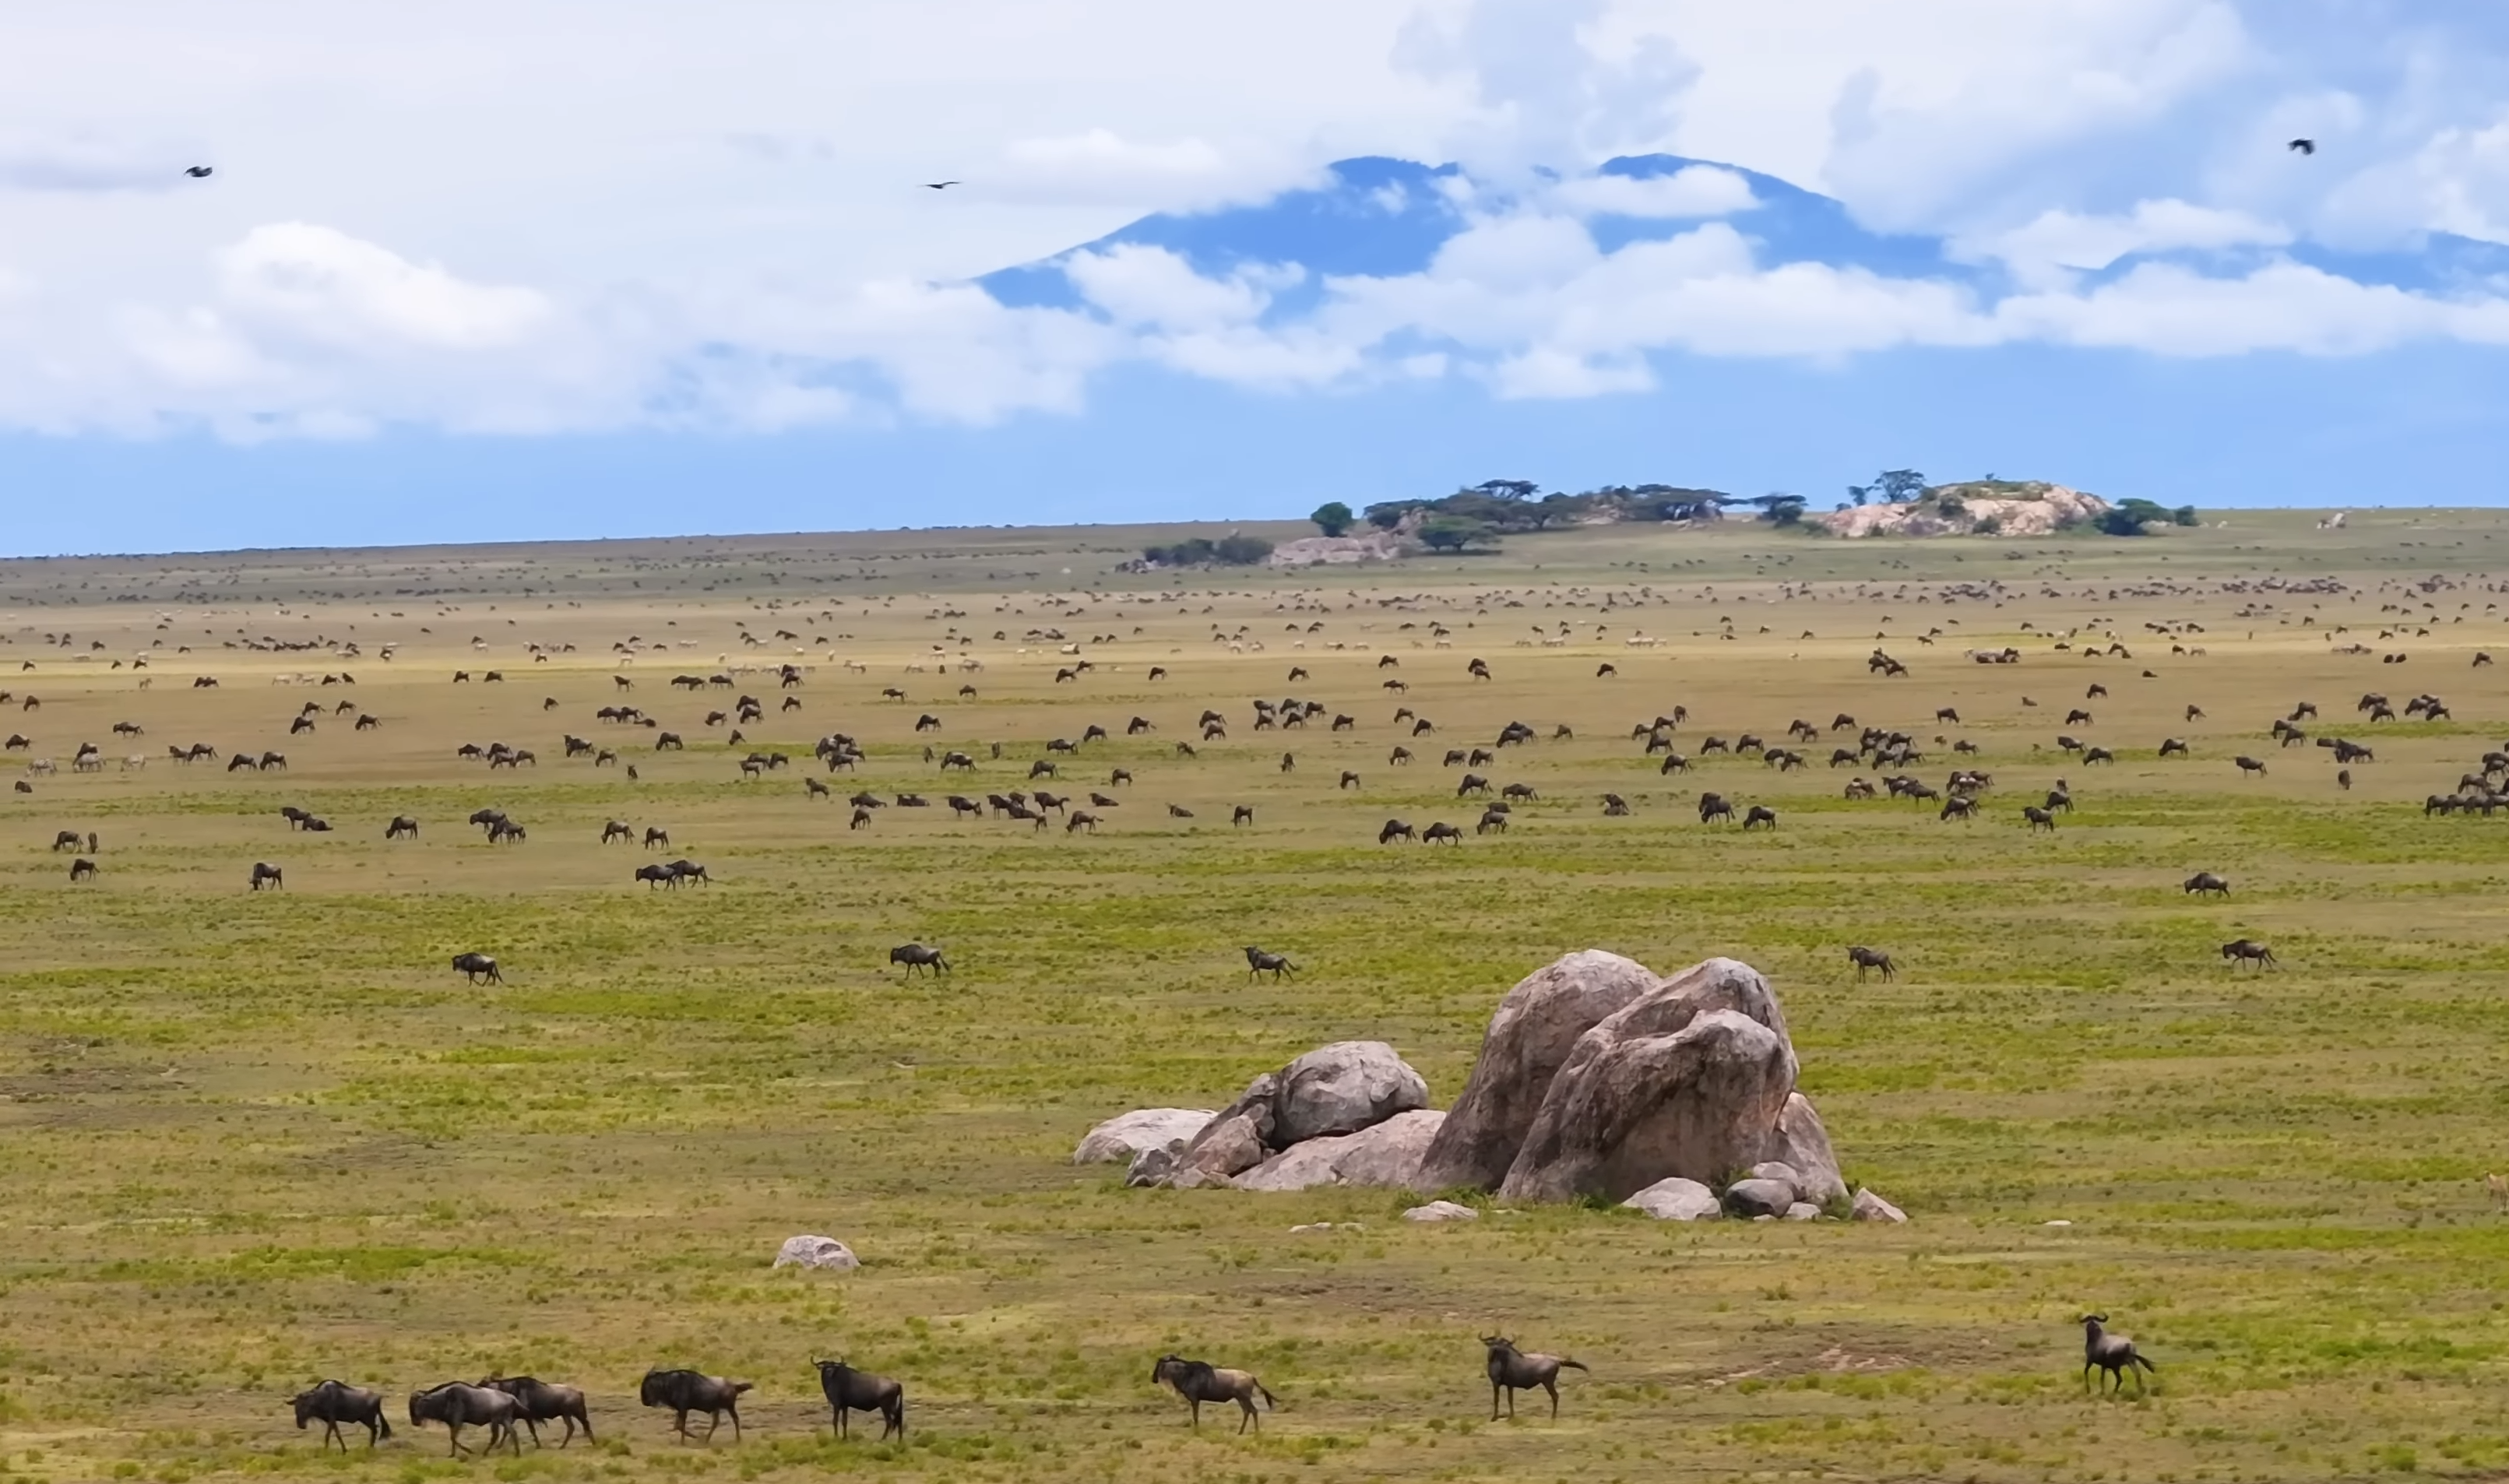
[1548,164,1755,218]
[1062,244,1297,330]
[216,223,551,352]
[1955,198,2293,287]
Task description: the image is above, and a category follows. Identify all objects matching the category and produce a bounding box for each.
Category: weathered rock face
[1622,1176,1721,1221]
[1403,1199,1480,1222]
[1234,1109,1446,1192]
[1073,1108,1216,1165]
[1759,1095,1848,1206]
[1851,1187,1908,1223]
[1497,958,1800,1204]
[1186,1113,1267,1178]
[1276,1043,1430,1145]
[1723,1178,1795,1218]
[1416,950,1661,1194]
[772,1235,858,1271]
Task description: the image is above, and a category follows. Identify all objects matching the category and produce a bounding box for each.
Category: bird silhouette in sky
[924,180,959,190]
[2287,138,2315,155]
[182,165,213,178]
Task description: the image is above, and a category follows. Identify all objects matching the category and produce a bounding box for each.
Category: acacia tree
[1311,501,1354,536]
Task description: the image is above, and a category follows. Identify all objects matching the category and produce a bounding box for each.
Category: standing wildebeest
[635,863,678,888]
[643,827,670,849]
[1152,1355,1276,1433]
[2183,871,2230,897]
[1476,807,1509,835]
[2233,754,2268,777]
[2080,1314,2158,1395]
[1698,792,1733,825]
[891,942,949,976]
[452,952,504,984]
[1232,804,1255,827]
[293,1379,392,1451]
[386,815,420,839]
[249,861,283,890]
[1482,1336,1588,1420]
[1422,821,1462,844]
[602,819,633,844]
[49,829,79,851]
[639,1368,750,1443]
[813,1359,905,1440]
[2221,938,2277,969]
[1378,818,1415,843]
[1245,946,1296,980]
[2022,805,2057,832]
[1741,804,1778,830]
[479,1374,593,1448]
[408,1381,524,1457]
[1847,945,1895,981]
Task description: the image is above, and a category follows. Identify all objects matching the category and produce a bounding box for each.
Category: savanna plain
[6,510,2509,1483]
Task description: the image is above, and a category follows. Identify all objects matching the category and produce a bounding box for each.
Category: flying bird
[923,180,959,190]
[182,165,213,178]
[2287,138,2315,155]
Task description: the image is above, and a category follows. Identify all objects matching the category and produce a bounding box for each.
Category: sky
[3,0,2508,553]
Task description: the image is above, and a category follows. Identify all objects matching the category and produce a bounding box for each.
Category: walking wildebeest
[478,1374,593,1448]
[1378,818,1416,843]
[1483,1336,1589,1420]
[407,1380,523,1458]
[1846,945,1895,980]
[1698,792,1733,824]
[1742,804,1778,830]
[1152,1355,1276,1433]
[386,815,420,839]
[635,863,678,888]
[250,862,283,890]
[452,952,503,984]
[1422,821,1463,844]
[890,942,949,976]
[643,827,670,849]
[2221,937,2277,969]
[293,1380,392,1451]
[2183,871,2230,897]
[639,1368,750,1443]
[2022,805,2057,832]
[1244,946,1296,980]
[813,1359,906,1440]
[2081,1314,2158,1395]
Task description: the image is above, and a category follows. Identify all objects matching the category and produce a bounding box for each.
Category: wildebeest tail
[1559,1358,1590,1373]
[2133,1354,2157,1373]
[1257,1382,1276,1410]
[377,1415,393,1439]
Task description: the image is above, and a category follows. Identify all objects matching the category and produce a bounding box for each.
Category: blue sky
[2,1,2507,552]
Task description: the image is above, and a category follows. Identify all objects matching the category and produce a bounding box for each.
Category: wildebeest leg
[1238,1395,1255,1433]
[1490,1381,1502,1420]
[702,1408,720,1442]
[446,1421,469,1458]
[835,1402,847,1439]
[1188,1398,1200,1428]
[522,1415,543,1447]
[674,1407,692,1440]
[727,1404,741,1441]
[1546,1377,1559,1418]
[320,1418,343,1451]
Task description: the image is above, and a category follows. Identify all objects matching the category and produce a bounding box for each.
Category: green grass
[2,511,2509,1479]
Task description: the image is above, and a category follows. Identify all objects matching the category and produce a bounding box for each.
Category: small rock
[1747,1161,1803,1195]
[771,1235,858,1271]
[1289,1222,1332,1234]
[1402,1200,1480,1222]
[1073,1108,1214,1165]
[1783,1201,1822,1221]
[1124,1140,1185,1188]
[2043,1218,2072,1228]
[1852,1188,1909,1224]
[1622,1176,1721,1221]
[1168,1167,1234,1190]
[1723,1177,1796,1218]
[1186,1113,1266,1178]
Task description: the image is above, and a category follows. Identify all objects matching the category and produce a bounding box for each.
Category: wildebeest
[2233,754,2268,777]
[1846,945,1895,981]
[68,856,96,881]
[1245,946,1296,980]
[2022,805,2057,832]
[408,1380,524,1457]
[49,828,79,851]
[1232,804,1254,827]
[1422,821,1463,844]
[639,1368,750,1443]
[2080,1314,2157,1395]
[1601,793,1629,816]
[2158,737,2189,757]
[2183,871,2230,897]
[2221,937,2276,969]
[634,863,680,888]
[891,942,949,976]
[1152,1355,1276,1433]
[1378,818,1416,843]
[1476,807,1509,835]
[479,1374,593,1448]
[250,861,283,890]
[452,952,503,984]
[1741,804,1778,830]
[1698,792,1733,825]
[1482,1336,1588,1420]
[293,1379,392,1451]
[813,1358,905,1440]
[643,827,670,849]
[386,815,420,840]
[602,819,633,844]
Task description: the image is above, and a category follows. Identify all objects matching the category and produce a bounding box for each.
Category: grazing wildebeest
[408,1381,524,1457]
[1378,818,1416,843]
[1245,946,1296,980]
[1232,804,1254,827]
[891,942,949,976]
[813,1359,905,1440]
[1422,821,1463,844]
[1152,1355,1276,1433]
[227,753,259,772]
[1167,803,1195,818]
[2221,937,2276,969]
[2183,871,2230,897]
[452,952,503,985]
[49,829,79,851]
[1742,804,1778,830]
[293,1380,392,1451]
[639,1369,750,1443]
[2080,1314,2158,1395]
[1476,807,1509,835]
[68,856,95,881]
[386,815,420,840]
[261,751,287,770]
[1455,772,1490,797]
[1065,811,1099,832]
[1847,945,1895,980]
[2022,805,2057,832]
[1339,770,1360,790]
[250,861,283,890]
[602,819,634,844]
[656,732,683,750]
[1698,792,1733,824]
[474,1375,592,1448]
[2158,737,2189,757]
[1601,793,1629,816]
[1483,1336,1588,1420]
[2234,755,2268,777]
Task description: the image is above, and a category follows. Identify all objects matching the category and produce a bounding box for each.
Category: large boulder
[772,1235,858,1271]
[1185,1113,1267,1179]
[1416,950,1660,1193]
[1723,1179,1795,1218]
[1073,1108,1215,1165]
[1276,1043,1430,1145]
[1497,958,1800,1204]
[1235,1109,1445,1192]
[1758,1094,1848,1206]
[1622,1176,1721,1221]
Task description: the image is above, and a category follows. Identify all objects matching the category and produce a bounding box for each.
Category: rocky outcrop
[1416,950,1661,1193]
[1184,1043,1427,1165]
[1497,958,1799,1204]
[1073,1108,1216,1165]
[772,1235,859,1271]
[1815,481,2111,540]
[1267,531,1409,568]
[1233,1109,1445,1192]
[1758,1096,1848,1206]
